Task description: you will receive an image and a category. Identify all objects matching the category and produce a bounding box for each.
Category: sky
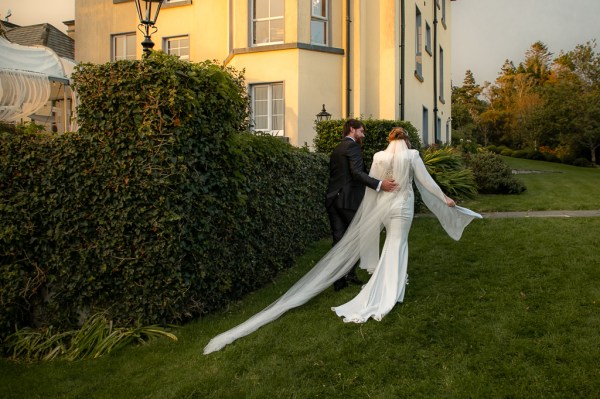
[451,0,600,85]
[2,0,599,86]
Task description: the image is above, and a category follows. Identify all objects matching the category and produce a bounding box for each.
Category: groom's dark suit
[326,137,380,245]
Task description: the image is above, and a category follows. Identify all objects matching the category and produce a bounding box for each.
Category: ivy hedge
[0,53,328,341]
[314,119,422,166]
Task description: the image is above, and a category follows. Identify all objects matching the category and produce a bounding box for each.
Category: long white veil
[203,139,480,354]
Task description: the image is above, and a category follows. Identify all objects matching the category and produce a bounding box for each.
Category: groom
[326,119,398,291]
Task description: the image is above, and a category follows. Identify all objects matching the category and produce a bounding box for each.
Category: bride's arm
[412,151,455,206]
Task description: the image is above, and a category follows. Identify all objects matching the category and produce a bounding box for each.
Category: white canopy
[0,36,74,124]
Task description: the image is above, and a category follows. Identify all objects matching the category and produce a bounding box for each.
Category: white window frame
[252,0,285,46]
[250,82,285,136]
[112,32,136,61]
[164,35,190,60]
[311,0,328,46]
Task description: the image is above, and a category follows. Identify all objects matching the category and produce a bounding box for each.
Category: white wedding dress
[203,140,481,354]
[332,141,479,322]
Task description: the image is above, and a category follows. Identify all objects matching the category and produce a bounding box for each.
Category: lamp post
[316,104,332,122]
[134,0,164,57]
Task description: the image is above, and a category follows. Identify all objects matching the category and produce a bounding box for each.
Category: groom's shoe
[345,273,362,285]
[333,278,348,291]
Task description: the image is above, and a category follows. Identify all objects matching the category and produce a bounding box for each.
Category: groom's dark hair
[342,119,365,137]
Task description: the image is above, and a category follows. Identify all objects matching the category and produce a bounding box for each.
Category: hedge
[0,53,328,341]
[314,119,421,166]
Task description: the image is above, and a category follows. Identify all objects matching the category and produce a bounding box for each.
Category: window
[439,46,445,102]
[422,106,429,145]
[311,0,328,45]
[252,0,284,45]
[251,83,284,135]
[436,117,442,144]
[112,33,136,61]
[425,22,432,55]
[441,0,447,28]
[415,7,423,79]
[164,35,190,60]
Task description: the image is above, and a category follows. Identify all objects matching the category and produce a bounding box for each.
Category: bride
[204,127,481,354]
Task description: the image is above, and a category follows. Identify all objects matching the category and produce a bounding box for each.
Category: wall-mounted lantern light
[316,104,332,122]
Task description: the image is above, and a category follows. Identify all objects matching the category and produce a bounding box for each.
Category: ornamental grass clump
[4,311,177,362]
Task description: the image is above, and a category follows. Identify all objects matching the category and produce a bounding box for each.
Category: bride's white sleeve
[412,151,482,241]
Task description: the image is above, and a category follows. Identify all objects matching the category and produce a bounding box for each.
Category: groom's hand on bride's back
[381,179,399,192]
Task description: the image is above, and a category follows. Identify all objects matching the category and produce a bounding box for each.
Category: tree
[522,41,553,85]
[451,70,487,144]
[548,41,600,164]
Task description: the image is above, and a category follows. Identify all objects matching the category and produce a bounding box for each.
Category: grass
[460,157,600,212]
[1,157,599,398]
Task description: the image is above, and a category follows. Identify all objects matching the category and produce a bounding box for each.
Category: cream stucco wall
[74,0,455,147]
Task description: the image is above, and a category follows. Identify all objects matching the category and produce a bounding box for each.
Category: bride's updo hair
[387,127,411,148]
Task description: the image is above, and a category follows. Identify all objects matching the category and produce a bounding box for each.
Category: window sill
[439,96,445,104]
[235,42,344,55]
[425,46,432,56]
[414,71,424,82]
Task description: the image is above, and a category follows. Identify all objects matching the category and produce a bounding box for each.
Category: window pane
[272,115,284,131]
[126,35,136,59]
[311,20,326,44]
[312,0,326,17]
[254,86,268,100]
[255,115,268,130]
[114,36,124,60]
[254,0,269,19]
[272,99,283,115]
[271,18,284,42]
[254,21,269,44]
[272,83,283,99]
[271,0,284,18]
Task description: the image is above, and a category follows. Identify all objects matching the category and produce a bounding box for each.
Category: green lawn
[1,158,599,398]
[460,157,600,212]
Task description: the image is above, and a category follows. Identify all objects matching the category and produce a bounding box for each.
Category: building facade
[74,0,456,147]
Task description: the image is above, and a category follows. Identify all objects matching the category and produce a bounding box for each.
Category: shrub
[0,53,328,342]
[485,145,499,154]
[313,119,421,167]
[573,157,592,167]
[512,149,529,158]
[500,148,514,157]
[421,147,477,199]
[465,151,526,194]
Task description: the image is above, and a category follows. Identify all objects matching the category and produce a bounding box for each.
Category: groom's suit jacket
[326,137,380,211]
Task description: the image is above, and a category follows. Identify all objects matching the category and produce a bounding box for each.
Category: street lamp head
[134,0,164,57]
[316,104,331,122]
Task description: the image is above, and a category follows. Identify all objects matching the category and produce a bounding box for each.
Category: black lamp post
[134,0,164,57]
[316,104,332,122]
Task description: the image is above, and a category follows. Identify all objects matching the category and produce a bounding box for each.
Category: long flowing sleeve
[412,152,482,240]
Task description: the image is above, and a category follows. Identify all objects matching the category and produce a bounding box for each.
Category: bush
[313,119,421,167]
[465,151,526,194]
[485,145,499,154]
[0,53,328,342]
[573,157,592,167]
[500,148,514,157]
[543,153,561,163]
[512,149,529,158]
[421,147,477,199]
